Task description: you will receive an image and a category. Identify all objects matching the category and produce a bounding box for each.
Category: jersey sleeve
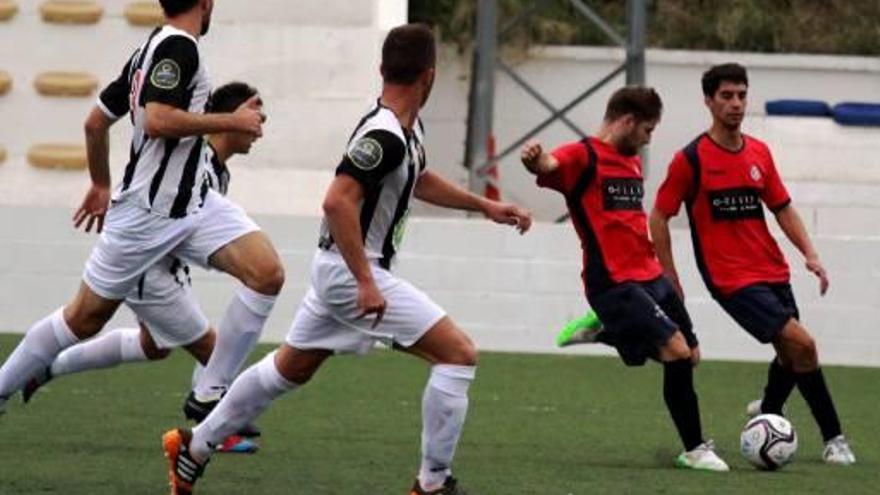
[761,149,791,212]
[536,142,588,194]
[141,35,200,109]
[96,55,135,120]
[654,152,694,217]
[336,129,406,188]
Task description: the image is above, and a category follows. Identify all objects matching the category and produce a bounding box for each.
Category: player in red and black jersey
[651,63,855,465]
[522,86,729,472]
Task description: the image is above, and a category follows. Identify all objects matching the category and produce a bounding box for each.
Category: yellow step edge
[39,0,103,25]
[34,71,98,97]
[0,70,11,95]
[28,143,88,170]
[125,1,163,27]
[0,0,19,21]
[0,145,7,164]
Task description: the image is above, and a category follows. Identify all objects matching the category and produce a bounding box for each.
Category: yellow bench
[0,70,11,95]
[40,0,103,24]
[34,71,98,97]
[0,0,18,21]
[125,1,163,27]
[28,143,88,170]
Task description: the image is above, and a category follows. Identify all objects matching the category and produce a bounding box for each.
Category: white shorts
[83,190,260,300]
[124,257,210,349]
[286,250,446,355]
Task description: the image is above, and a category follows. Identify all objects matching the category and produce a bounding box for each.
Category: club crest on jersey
[349,137,383,171]
[750,164,762,182]
[150,59,181,90]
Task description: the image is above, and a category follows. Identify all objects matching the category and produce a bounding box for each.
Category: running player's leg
[195,230,283,399]
[185,345,330,459]
[0,283,119,408]
[166,289,338,485]
[2,198,197,409]
[174,192,283,404]
[400,317,477,493]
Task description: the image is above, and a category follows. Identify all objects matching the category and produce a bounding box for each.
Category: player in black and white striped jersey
[163,24,532,495]
[0,2,283,433]
[21,83,266,452]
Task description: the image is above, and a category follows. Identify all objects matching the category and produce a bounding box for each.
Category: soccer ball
[740,414,798,470]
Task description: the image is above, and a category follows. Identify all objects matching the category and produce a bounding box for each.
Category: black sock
[663,359,703,451]
[761,359,796,414]
[795,368,843,442]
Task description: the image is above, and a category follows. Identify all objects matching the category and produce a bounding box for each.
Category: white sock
[190,351,296,461]
[418,365,476,491]
[193,286,275,400]
[191,363,205,391]
[0,308,78,398]
[51,327,147,377]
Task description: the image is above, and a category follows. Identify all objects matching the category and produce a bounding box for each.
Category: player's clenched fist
[520,140,544,167]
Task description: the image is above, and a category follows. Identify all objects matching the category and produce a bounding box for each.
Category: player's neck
[166,13,203,39]
[707,124,743,152]
[207,135,232,164]
[596,122,624,153]
[380,86,421,131]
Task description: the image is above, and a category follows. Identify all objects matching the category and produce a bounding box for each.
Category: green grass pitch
[1,334,877,494]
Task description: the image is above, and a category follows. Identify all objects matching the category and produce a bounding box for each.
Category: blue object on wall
[765,99,831,117]
[832,103,880,126]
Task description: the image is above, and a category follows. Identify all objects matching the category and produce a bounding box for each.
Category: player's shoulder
[151,25,200,56]
[743,133,772,155]
[360,106,406,143]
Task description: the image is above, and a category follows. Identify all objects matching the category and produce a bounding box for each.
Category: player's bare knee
[448,341,478,366]
[63,306,108,339]
[248,262,285,295]
[660,331,690,361]
[145,346,171,360]
[793,336,818,372]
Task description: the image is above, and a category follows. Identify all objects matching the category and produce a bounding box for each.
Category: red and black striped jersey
[538,137,663,296]
[655,133,790,297]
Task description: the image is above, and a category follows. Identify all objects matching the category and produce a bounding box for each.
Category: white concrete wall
[1,206,878,367]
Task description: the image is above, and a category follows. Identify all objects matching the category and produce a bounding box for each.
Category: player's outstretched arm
[144,95,264,139]
[520,139,558,176]
[649,208,684,299]
[413,170,531,234]
[322,175,386,326]
[774,204,829,295]
[74,106,117,233]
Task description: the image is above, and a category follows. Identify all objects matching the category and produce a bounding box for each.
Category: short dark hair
[702,63,748,98]
[207,82,259,114]
[381,24,436,85]
[604,86,663,122]
[159,0,199,17]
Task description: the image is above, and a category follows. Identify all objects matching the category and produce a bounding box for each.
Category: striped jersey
[318,100,427,269]
[203,143,230,196]
[96,25,211,218]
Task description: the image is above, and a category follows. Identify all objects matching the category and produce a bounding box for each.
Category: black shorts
[588,276,698,367]
[716,283,799,344]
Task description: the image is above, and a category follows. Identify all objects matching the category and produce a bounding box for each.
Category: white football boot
[823,435,856,465]
[675,440,730,472]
